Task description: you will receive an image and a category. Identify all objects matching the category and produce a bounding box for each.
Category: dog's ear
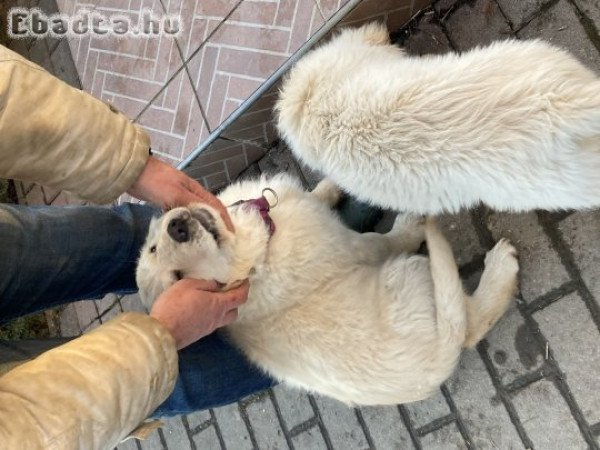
[137,286,153,313]
[135,265,164,312]
[140,216,162,251]
[336,22,390,46]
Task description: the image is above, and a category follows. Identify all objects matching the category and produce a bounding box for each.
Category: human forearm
[0,313,177,449]
[0,45,150,204]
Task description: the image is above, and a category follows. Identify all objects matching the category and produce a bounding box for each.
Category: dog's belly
[228,260,461,405]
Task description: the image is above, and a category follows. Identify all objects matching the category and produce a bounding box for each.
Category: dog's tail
[274,65,315,148]
[425,218,467,349]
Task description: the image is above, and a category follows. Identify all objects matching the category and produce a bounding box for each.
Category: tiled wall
[51,0,431,192]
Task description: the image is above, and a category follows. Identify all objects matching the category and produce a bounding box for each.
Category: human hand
[128,156,234,231]
[149,278,249,350]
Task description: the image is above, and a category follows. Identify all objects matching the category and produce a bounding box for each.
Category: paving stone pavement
[6,0,600,448]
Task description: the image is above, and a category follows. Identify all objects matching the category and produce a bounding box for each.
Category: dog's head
[136,203,236,309]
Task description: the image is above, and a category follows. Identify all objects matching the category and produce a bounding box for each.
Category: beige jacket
[0,45,178,449]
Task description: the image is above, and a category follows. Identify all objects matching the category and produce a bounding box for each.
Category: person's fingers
[198,195,235,232]
[181,278,221,292]
[220,280,250,308]
[182,178,236,232]
[183,176,213,199]
[221,308,239,327]
[172,185,235,232]
[180,178,218,207]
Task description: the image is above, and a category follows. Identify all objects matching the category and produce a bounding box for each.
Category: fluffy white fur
[275,22,600,214]
[136,175,519,405]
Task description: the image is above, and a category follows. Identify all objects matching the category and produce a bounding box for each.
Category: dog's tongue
[229,193,276,236]
[244,196,276,236]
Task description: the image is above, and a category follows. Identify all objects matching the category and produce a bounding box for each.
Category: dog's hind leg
[464,239,519,348]
[425,219,468,348]
[311,178,342,207]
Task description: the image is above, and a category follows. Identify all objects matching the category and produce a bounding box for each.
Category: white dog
[275,23,600,214]
[136,175,518,405]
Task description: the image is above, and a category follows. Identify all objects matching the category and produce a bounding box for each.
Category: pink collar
[229,188,277,236]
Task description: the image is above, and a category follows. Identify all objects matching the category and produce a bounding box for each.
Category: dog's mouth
[190,208,221,243]
[171,269,226,289]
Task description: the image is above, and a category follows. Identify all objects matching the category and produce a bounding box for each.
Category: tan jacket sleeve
[0,45,150,204]
[0,313,178,450]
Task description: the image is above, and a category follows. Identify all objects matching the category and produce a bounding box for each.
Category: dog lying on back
[136,175,518,405]
[276,23,600,214]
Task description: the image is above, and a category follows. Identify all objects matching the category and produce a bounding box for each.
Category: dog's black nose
[168,217,189,243]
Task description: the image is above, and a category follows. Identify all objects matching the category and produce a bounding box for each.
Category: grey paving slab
[496,0,555,29]
[512,378,588,449]
[71,299,99,330]
[487,212,570,302]
[98,300,122,324]
[445,0,515,51]
[95,293,119,315]
[560,210,600,304]
[185,409,211,431]
[38,0,58,14]
[313,395,369,449]
[404,14,453,55]
[159,416,193,450]
[292,426,329,450]
[272,384,315,430]
[115,437,140,450]
[573,0,600,32]
[446,350,523,449]
[485,304,545,385]
[518,0,600,73]
[28,38,54,72]
[24,183,45,205]
[438,210,484,267]
[41,184,60,204]
[405,389,451,428]
[245,394,289,449]
[7,37,32,57]
[137,429,164,450]
[359,405,413,448]
[58,303,82,337]
[212,403,254,450]
[258,142,305,183]
[536,292,600,425]
[120,293,148,314]
[419,423,467,449]
[37,0,60,54]
[434,0,460,15]
[297,162,325,191]
[191,425,222,450]
[50,39,82,88]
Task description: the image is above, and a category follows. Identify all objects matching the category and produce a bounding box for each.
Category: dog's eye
[173,270,183,281]
[149,245,157,253]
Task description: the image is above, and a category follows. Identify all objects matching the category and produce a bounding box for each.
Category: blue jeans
[0,203,275,417]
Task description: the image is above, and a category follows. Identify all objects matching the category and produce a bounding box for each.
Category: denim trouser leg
[0,203,274,416]
[153,332,276,417]
[0,203,157,322]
